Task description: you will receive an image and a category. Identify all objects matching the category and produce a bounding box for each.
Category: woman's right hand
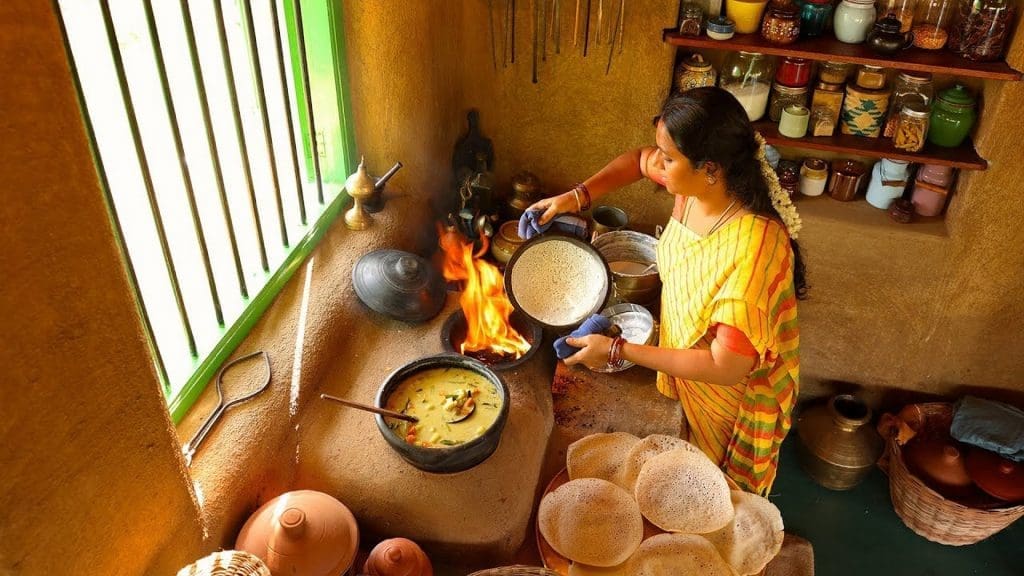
[524,190,580,227]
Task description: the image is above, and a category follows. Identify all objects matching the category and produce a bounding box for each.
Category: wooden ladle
[320,393,418,423]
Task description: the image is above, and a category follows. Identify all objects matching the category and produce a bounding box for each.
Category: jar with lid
[867,14,907,54]
[929,84,976,147]
[841,83,891,137]
[679,2,705,36]
[911,179,950,216]
[876,0,917,35]
[818,61,853,84]
[675,54,717,92]
[777,160,801,196]
[800,0,835,36]
[762,5,802,43]
[770,84,810,121]
[828,160,868,201]
[834,0,877,43]
[893,100,931,151]
[810,81,845,136]
[776,57,812,87]
[721,52,775,122]
[912,0,956,48]
[800,158,829,196]
[883,71,934,137]
[866,158,911,209]
[855,65,888,90]
[780,105,810,137]
[706,16,737,39]
[949,0,1017,61]
[917,163,954,187]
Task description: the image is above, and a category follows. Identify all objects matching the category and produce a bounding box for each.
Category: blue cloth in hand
[951,396,1024,462]
[553,314,613,360]
[518,209,589,241]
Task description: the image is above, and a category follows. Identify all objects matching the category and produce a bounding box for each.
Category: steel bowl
[375,354,509,473]
[592,303,656,373]
[591,231,661,305]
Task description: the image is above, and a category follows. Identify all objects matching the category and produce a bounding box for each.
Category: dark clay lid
[965,448,1024,503]
[352,249,446,323]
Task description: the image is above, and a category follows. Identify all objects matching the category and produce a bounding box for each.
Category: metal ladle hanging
[182,350,272,466]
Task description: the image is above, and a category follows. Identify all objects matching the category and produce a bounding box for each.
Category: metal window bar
[55,0,345,422]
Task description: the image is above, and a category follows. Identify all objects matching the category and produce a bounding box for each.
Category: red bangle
[574,183,592,212]
[607,336,626,369]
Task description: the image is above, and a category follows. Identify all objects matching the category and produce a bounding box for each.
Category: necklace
[684,197,738,237]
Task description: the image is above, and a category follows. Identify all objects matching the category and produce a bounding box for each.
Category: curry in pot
[384,367,502,448]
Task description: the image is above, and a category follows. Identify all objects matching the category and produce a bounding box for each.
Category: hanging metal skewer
[553,0,561,53]
[583,0,592,55]
[511,0,517,63]
[573,0,581,46]
[606,0,622,74]
[596,0,603,44]
[541,0,547,61]
[532,0,540,82]
[617,0,626,53]
[489,0,498,70]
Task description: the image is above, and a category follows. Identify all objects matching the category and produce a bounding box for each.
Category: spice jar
[706,16,737,39]
[800,0,835,36]
[912,0,956,48]
[777,160,802,195]
[928,84,976,148]
[721,51,775,121]
[679,2,705,36]
[893,101,930,152]
[780,105,811,137]
[675,53,717,92]
[800,158,830,196]
[855,65,888,90]
[841,83,891,137]
[866,158,911,209]
[883,71,934,137]
[834,0,877,43]
[949,0,1017,61]
[818,61,853,85]
[810,80,845,136]
[762,5,802,43]
[829,159,868,201]
[776,57,812,87]
[911,179,950,216]
[876,0,918,34]
[867,14,907,54]
[770,84,810,121]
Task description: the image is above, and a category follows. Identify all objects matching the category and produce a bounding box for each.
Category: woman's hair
[657,87,808,298]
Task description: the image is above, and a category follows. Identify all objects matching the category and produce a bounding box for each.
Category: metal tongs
[182,350,271,466]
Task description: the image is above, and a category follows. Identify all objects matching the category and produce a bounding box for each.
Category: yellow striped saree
[655,214,799,495]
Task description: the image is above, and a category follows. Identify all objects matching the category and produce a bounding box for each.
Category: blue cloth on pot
[553,314,613,359]
[951,395,1024,463]
[518,209,589,241]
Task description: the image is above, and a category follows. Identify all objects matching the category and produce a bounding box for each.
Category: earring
[706,173,717,185]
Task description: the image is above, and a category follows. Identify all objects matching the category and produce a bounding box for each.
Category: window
[56,0,356,423]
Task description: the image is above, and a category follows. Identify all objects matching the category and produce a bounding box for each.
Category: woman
[527,87,806,495]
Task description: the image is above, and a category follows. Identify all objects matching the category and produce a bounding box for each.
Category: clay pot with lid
[364,538,433,576]
[352,249,446,323]
[236,490,359,576]
[903,437,975,500]
[867,14,906,54]
[796,394,884,490]
[965,448,1024,504]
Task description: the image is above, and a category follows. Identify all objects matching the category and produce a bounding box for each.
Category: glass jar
[810,81,845,136]
[912,0,956,48]
[675,53,717,92]
[928,84,977,148]
[800,0,835,36]
[770,84,810,121]
[762,5,803,43]
[776,57,812,87]
[883,71,934,137]
[800,158,830,196]
[867,14,907,54]
[855,64,888,90]
[876,0,918,34]
[834,0,877,43]
[818,61,853,84]
[721,52,774,121]
[679,2,705,36]
[893,101,931,151]
[949,0,1017,61]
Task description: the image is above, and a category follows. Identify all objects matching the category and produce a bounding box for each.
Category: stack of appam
[539,433,785,575]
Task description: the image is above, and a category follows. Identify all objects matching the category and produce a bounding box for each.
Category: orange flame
[438,223,531,357]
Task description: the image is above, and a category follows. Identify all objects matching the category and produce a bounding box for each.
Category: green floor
[771,440,1024,575]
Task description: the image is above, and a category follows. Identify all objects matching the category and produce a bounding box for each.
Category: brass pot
[491,221,526,265]
[796,394,884,490]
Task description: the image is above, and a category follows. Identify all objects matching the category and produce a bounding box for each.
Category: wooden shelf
[663,30,1023,81]
[754,121,988,170]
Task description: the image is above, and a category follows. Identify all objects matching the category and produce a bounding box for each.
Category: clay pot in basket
[903,438,975,501]
[364,538,433,576]
[235,490,359,576]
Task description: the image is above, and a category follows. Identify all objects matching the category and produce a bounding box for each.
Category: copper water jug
[796,394,884,490]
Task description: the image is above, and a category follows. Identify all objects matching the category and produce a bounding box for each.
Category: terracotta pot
[965,448,1024,503]
[364,538,433,576]
[235,490,359,576]
[796,394,884,490]
[903,438,975,500]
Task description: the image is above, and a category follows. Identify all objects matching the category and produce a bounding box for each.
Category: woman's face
[655,120,704,197]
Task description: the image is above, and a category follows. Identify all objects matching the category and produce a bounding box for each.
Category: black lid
[352,249,446,323]
[875,14,902,34]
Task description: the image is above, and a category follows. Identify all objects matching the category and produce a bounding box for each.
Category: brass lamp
[345,156,375,230]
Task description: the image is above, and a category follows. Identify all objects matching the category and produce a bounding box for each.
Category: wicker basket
[467,567,561,576]
[176,551,270,576]
[880,402,1024,546]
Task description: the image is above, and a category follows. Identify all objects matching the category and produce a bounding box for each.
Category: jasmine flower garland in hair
[754,132,803,240]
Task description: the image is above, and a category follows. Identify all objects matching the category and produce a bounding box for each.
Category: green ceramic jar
[928,84,976,148]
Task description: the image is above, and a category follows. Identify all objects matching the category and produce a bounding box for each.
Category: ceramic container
[727,0,770,33]
[761,5,802,44]
[904,438,975,500]
[779,104,810,137]
[706,16,737,39]
[236,490,360,576]
[799,158,829,196]
[675,53,717,92]
[867,14,906,54]
[797,395,884,490]
[800,0,834,36]
[866,158,911,209]
[834,0,877,42]
[364,538,434,576]
[829,159,868,201]
[910,179,949,216]
[841,83,891,138]
[491,221,526,265]
[352,249,446,323]
[917,163,954,187]
[929,84,977,148]
[375,354,509,473]
[965,449,1024,503]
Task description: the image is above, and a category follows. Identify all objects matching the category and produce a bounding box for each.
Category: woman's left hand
[564,334,614,370]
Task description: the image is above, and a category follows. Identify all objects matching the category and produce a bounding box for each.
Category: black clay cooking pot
[352,249,446,323]
[375,354,509,473]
